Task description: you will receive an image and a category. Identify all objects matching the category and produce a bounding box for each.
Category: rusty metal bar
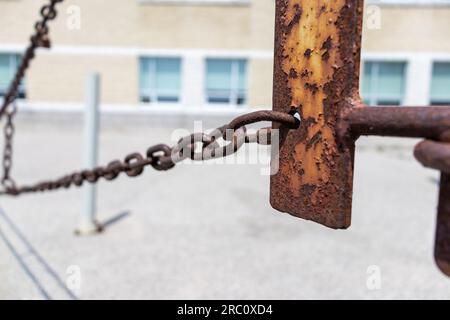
[414,141,450,276]
[345,107,450,140]
[271,0,450,277]
[414,141,450,173]
[435,174,450,276]
[270,0,363,229]
[348,107,450,278]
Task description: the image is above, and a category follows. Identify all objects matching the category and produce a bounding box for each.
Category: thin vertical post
[76,72,102,235]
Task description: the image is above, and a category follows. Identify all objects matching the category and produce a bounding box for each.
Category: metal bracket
[270,0,450,277]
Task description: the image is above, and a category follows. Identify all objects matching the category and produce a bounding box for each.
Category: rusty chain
[0,110,300,197]
[1,102,17,190]
[0,0,301,198]
[0,0,64,118]
[0,0,64,192]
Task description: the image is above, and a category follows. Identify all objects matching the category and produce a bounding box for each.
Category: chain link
[0,111,300,196]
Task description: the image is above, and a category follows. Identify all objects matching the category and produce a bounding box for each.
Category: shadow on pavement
[0,207,78,300]
[100,211,131,230]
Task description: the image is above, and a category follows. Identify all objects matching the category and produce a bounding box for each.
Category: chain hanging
[1,102,17,190]
[0,0,64,118]
[0,0,65,192]
[0,0,301,197]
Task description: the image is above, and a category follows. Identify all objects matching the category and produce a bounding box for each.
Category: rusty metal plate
[270,0,364,229]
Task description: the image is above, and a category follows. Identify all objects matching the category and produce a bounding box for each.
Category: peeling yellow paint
[282,0,344,189]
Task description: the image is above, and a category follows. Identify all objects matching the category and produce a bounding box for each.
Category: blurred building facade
[0,0,449,114]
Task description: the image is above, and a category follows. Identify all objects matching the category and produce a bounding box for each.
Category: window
[361,61,406,106]
[139,57,181,103]
[0,54,25,99]
[430,62,450,106]
[205,59,247,106]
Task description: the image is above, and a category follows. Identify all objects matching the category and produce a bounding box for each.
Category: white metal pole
[77,72,102,235]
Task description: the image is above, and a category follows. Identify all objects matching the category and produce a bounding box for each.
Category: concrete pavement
[1,113,449,299]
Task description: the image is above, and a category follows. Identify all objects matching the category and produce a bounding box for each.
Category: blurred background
[0,0,450,299]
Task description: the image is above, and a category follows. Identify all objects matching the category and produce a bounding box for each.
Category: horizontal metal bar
[345,106,450,141]
[414,140,450,174]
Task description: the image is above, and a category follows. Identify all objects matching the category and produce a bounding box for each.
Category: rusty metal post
[271,0,363,229]
[435,173,450,276]
[414,141,450,276]
[346,107,450,141]
[270,0,450,277]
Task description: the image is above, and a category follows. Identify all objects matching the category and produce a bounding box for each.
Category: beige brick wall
[27,54,139,104]
[1,1,450,107]
[362,7,450,52]
[248,59,273,107]
[26,54,276,106]
[3,2,448,51]
[0,0,253,49]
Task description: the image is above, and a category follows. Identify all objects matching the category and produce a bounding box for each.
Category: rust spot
[289,68,298,78]
[304,48,312,58]
[321,36,333,61]
[321,36,333,51]
[285,3,302,34]
[306,131,322,150]
[301,184,317,198]
[304,82,319,95]
[301,69,311,78]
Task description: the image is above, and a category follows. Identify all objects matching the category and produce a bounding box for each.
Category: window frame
[361,60,408,106]
[0,53,25,100]
[204,58,248,107]
[139,56,182,105]
[430,61,450,106]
